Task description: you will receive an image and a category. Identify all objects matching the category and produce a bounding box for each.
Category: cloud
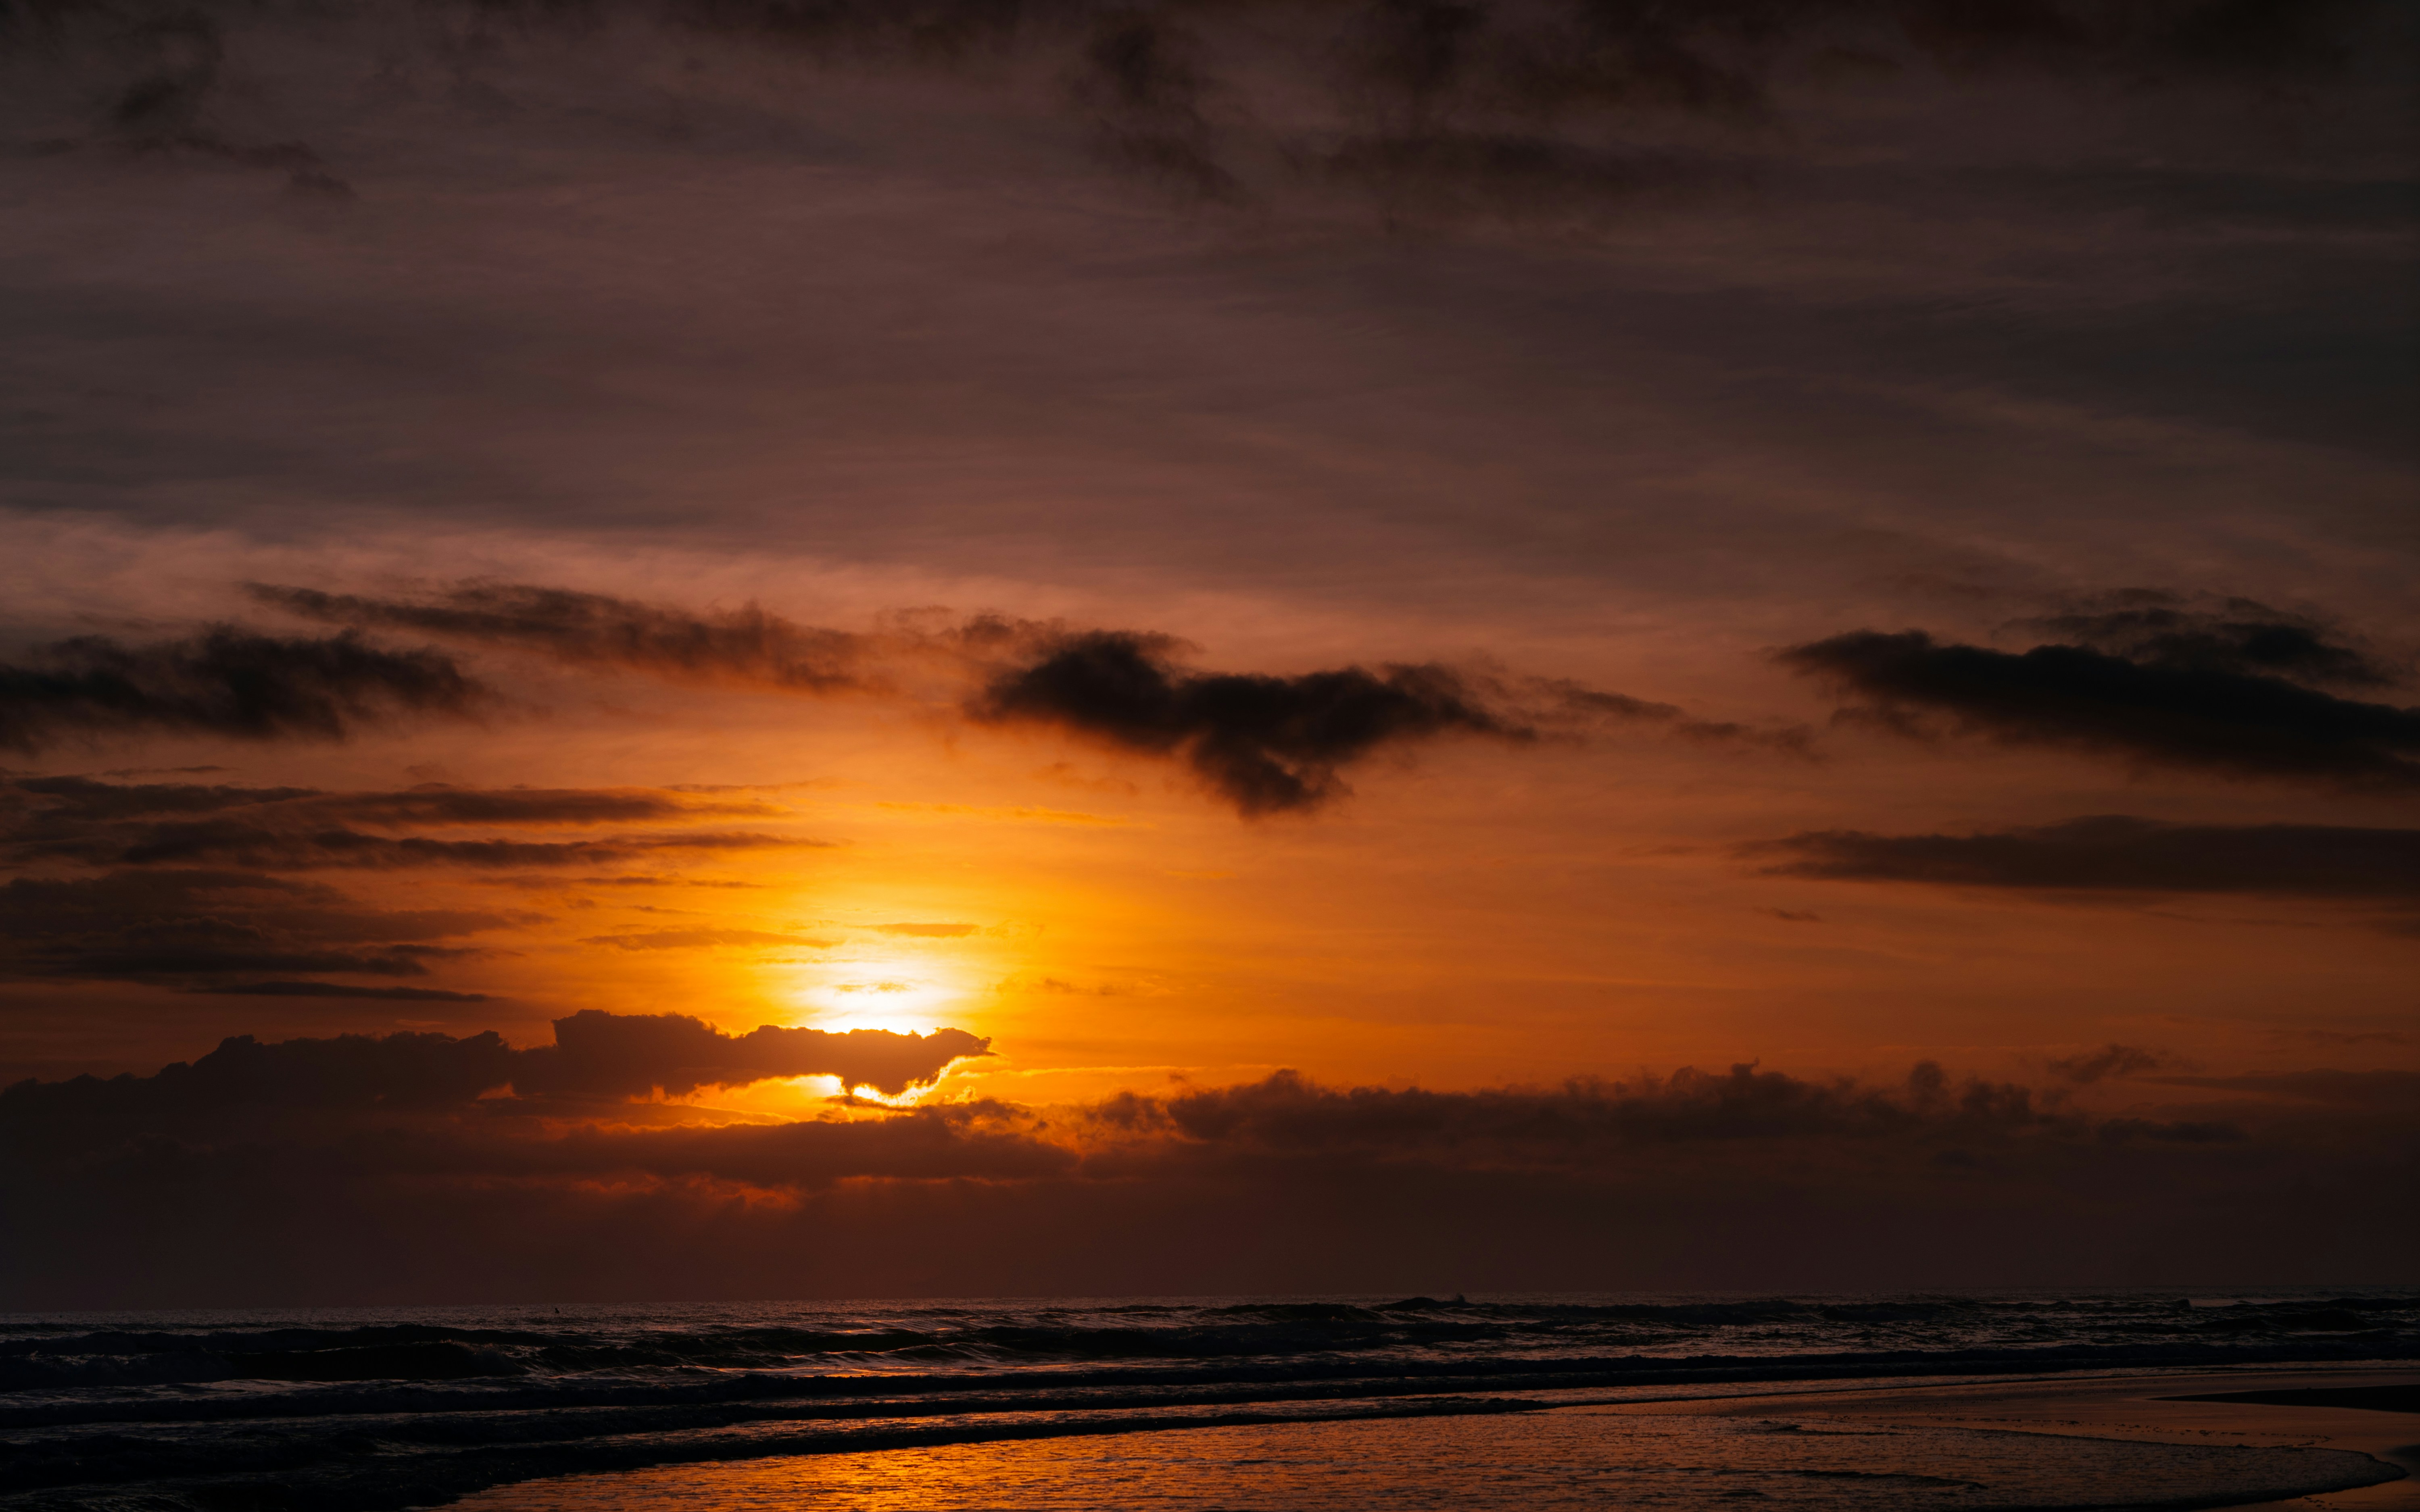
[1,775,797,869]
[251,582,868,691]
[515,1010,992,1098]
[4,1050,2410,1302]
[0,775,835,998]
[873,922,979,937]
[188,981,494,1001]
[578,929,837,951]
[11,1045,2360,1177]
[3,774,322,819]
[1102,1062,2052,1167]
[968,628,1795,814]
[2048,1044,2174,1084]
[0,629,486,754]
[968,630,1537,815]
[250,581,1788,816]
[1749,816,2420,900]
[0,869,510,987]
[2146,1069,2420,1110]
[1070,11,1243,204]
[96,824,810,871]
[1780,628,2420,789]
[0,1010,992,1145]
[2264,1028,2410,1048]
[2010,594,2399,689]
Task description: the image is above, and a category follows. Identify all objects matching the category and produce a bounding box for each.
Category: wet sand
[1575,1368,2420,1510]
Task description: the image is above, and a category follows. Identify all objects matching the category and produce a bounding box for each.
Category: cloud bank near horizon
[2,1023,2407,1302]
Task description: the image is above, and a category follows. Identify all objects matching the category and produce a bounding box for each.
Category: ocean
[4,1291,2414,1511]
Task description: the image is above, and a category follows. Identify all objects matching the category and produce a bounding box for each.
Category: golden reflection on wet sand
[463,1373,2414,1512]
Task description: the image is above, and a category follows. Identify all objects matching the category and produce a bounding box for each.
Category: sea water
[4,1290,2413,1510]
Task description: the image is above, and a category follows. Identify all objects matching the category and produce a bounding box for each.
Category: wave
[3,1293,2410,1392]
[4,1291,2413,1512]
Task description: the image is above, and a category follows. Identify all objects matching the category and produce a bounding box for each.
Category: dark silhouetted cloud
[0,629,485,753]
[2265,1028,2411,1048]
[966,627,1805,814]
[1780,628,2420,788]
[188,981,494,1001]
[3,774,321,819]
[2147,1069,2420,1110]
[252,582,868,691]
[1099,1061,2051,1167]
[970,630,1525,814]
[515,1009,991,1098]
[234,582,1794,815]
[0,1010,991,1149]
[4,1048,2411,1302]
[2012,594,2399,689]
[578,928,837,951]
[2,775,790,869]
[0,775,830,998]
[0,869,509,988]
[100,823,809,870]
[1749,816,2420,898]
[2048,1044,2174,1084]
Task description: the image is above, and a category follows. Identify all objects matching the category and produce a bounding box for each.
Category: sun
[783,957,974,1037]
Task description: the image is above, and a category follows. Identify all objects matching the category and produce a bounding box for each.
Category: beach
[1579,1369,2420,1510]
[436,1370,2409,1510]
[454,1368,2417,1511]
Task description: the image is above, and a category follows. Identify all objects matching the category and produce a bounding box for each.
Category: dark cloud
[968,630,1525,814]
[578,929,837,950]
[2147,1069,2420,1110]
[0,1010,991,1148]
[188,981,494,1002]
[1071,11,1243,203]
[2265,1028,2410,1048]
[1314,133,1748,227]
[106,9,223,135]
[0,629,485,754]
[19,0,2391,256]
[515,1009,991,1098]
[967,627,1802,814]
[2012,595,2400,689]
[1749,816,2420,899]
[251,582,868,692]
[3,774,321,819]
[13,1045,2370,1178]
[1098,1061,2050,1168]
[98,823,809,871]
[1,775,792,871]
[2,774,757,834]
[2048,1043,2174,1084]
[3,1052,2411,1301]
[1780,628,2420,788]
[252,582,1783,814]
[0,869,509,988]
[0,776,828,998]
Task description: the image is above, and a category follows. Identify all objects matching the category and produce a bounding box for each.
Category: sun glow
[784,956,977,1037]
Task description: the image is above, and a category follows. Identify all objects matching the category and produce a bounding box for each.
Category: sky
[1,0,2414,1303]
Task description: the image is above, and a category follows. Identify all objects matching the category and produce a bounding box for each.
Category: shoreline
[1568,1367,2420,1510]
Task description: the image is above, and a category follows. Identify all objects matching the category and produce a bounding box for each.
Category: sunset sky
[2,0,2413,1301]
